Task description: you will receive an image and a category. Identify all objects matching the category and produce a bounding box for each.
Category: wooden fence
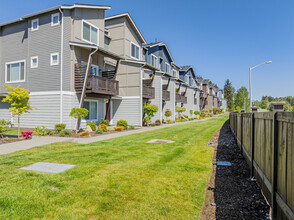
[230,112,294,220]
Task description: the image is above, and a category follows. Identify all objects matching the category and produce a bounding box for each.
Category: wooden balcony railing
[162,90,170,101]
[143,85,155,99]
[176,94,187,104]
[75,63,119,96]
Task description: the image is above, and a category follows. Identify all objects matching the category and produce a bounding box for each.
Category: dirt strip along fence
[230,112,294,220]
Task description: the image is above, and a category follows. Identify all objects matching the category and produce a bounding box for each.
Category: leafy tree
[70,108,89,131]
[234,86,250,112]
[164,109,172,120]
[175,106,186,119]
[2,85,36,138]
[143,104,158,126]
[224,79,235,111]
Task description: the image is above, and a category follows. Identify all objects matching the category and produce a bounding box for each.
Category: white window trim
[81,19,99,46]
[173,69,177,77]
[51,13,60,26]
[130,42,140,60]
[83,99,99,121]
[165,62,171,74]
[30,56,38,68]
[50,52,59,66]
[151,54,158,68]
[5,59,26,83]
[31,18,39,31]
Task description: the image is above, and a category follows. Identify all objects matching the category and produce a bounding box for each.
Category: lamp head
[265,61,272,64]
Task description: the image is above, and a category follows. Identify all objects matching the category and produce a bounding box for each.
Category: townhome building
[179,66,200,115]
[199,79,209,111]
[0,4,123,129]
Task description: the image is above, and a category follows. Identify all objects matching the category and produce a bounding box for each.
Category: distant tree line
[253,96,294,112]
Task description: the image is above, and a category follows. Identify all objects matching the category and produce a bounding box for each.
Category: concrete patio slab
[20,162,76,173]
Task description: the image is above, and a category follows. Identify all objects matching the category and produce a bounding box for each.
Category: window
[173,70,177,78]
[5,60,26,83]
[84,101,98,120]
[131,42,140,60]
[50,53,59,66]
[31,18,39,31]
[82,20,98,45]
[151,54,158,68]
[51,13,60,26]
[165,63,171,75]
[31,56,38,68]
[90,64,100,76]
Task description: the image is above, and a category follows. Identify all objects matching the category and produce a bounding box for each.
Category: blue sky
[1,0,293,100]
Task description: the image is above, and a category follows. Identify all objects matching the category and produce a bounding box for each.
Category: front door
[105,102,111,122]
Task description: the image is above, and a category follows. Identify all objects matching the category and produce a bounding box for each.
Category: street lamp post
[249,61,272,112]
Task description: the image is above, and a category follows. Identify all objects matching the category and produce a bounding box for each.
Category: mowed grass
[0,115,228,219]
[4,128,26,135]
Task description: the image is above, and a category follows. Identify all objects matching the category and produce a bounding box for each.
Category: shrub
[162,118,165,124]
[55,124,66,134]
[164,109,172,118]
[218,109,222,114]
[114,126,124,131]
[70,108,88,119]
[21,130,33,139]
[213,108,217,114]
[98,124,108,132]
[78,128,84,133]
[202,109,209,113]
[194,111,200,115]
[167,119,172,123]
[117,120,128,130]
[189,118,194,120]
[95,128,103,134]
[59,129,72,137]
[200,112,206,118]
[175,119,180,122]
[33,126,52,136]
[190,110,193,116]
[209,110,212,113]
[183,114,188,118]
[87,121,96,131]
[196,116,200,120]
[129,125,135,129]
[151,123,156,127]
[100,118,109,126]
[143,104,159,126]
[0,124,9,138]
[226,108,229,112]
[155,119,161,126]
[79,130,90,137]
[0,120,11,127]
[180,119,185,122]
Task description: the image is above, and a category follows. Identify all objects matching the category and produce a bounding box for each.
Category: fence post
[271,112,278,219]
[251,113,255,178]
[240,113,243,156]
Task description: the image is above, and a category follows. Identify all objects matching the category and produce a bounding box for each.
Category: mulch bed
[201,121,270,220]
[0,138,25,145]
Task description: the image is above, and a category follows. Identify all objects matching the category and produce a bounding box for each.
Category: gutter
[59,7,64,123]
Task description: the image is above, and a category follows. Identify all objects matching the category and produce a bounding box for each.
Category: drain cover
[216,161,232,167]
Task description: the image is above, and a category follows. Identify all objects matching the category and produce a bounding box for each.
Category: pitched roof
[0,4,111,27]
[143,42,174,62]
[105,13,146,44]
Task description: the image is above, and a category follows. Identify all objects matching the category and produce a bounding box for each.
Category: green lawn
[4,128,26,135]
[0,115,228,219]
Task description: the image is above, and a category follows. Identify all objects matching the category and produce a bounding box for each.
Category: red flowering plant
[21,130,33,139]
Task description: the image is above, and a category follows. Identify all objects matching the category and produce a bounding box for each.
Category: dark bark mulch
[0,138,25,145]
[201,121,270,220]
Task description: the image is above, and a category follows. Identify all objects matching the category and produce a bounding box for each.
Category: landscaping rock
[85,125,93,133]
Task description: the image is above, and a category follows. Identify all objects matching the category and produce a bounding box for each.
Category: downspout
[59,8,64,123]
[79,48,98,108]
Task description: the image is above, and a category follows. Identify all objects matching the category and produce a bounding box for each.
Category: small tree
[69,108,89,131]
[143,103,158,126]
[189,110,193,117]
[2,85,36,138]
[164,109,172,120]
[175,106,186,119]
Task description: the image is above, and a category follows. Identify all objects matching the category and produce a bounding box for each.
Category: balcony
[75,63,119,96]
[143,85,155,99]
[162,90,170,101]
[176,94,187,104]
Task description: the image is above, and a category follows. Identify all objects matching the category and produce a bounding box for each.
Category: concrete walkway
[0,116,220,155]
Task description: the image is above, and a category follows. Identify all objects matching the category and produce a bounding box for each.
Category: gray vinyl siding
[184,87,195,116]
[112,97,141,126]
[0,101,11,122]
[149,72,162,123]
[162,77,176,122]
[194,90,200,112]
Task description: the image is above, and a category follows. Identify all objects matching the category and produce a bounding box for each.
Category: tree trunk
[18,115,20,139]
